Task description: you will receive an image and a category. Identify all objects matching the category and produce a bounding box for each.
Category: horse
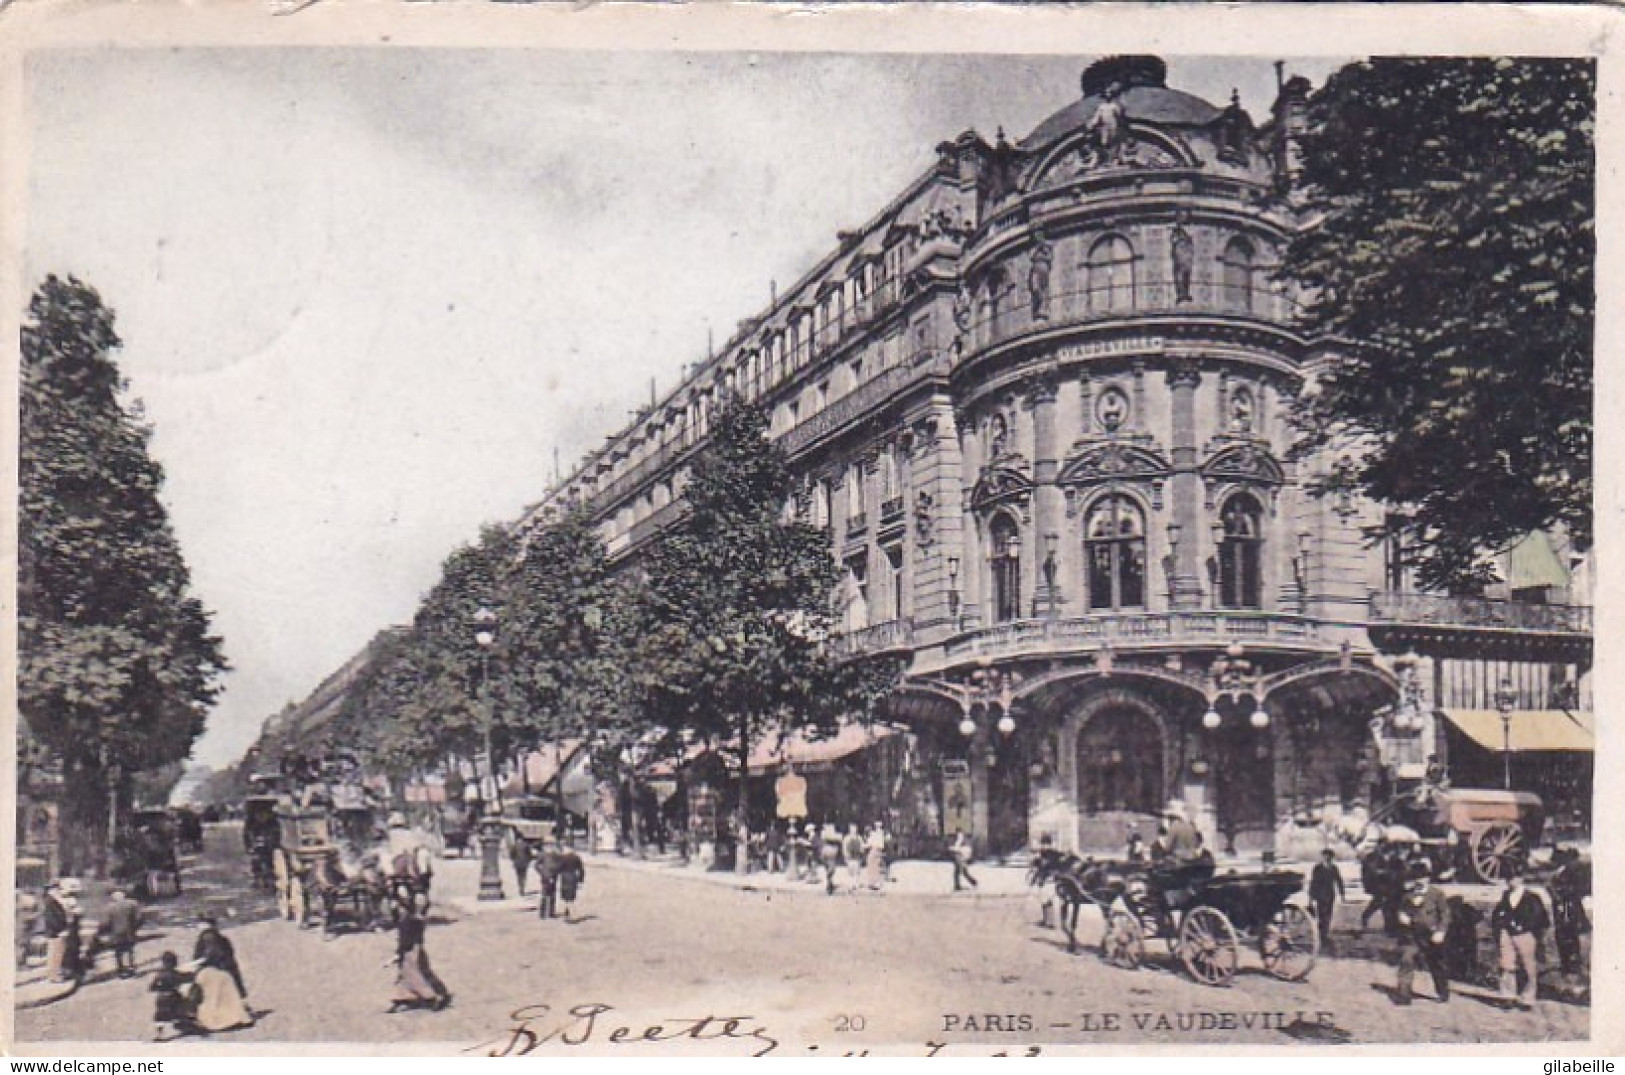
[1028,849,1128,953]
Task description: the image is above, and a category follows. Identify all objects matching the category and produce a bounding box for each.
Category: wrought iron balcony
[879,496,905,522]
[942,611,1325,662]
[964,276,1304,360]
[1368,592,1592,636]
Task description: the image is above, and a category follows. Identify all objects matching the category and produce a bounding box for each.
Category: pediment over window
[1201,442,1284,485]
[1059,441,1172,485]
[970,464,1033,512]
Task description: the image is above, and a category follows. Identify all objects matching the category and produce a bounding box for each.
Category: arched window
[989,513,1023,623]
[1086,235,1136,313]
[1218,493,1264,609]
[1085,495,1146,610]
[1221,236,1256,313]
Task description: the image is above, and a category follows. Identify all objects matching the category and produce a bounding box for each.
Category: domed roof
[1020,55,1226,150]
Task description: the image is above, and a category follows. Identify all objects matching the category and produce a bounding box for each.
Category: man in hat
[41,882,71,982]
[1394,861,1451,1004]
[1161,803,1202,864]
[103,889,143,978]
[1491,867,1549,1007]
[1308,850,1345,954]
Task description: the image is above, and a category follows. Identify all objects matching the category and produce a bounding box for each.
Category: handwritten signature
[468,1002,780,1057]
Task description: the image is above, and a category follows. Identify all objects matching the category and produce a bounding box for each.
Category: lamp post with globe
[474,606,506,902]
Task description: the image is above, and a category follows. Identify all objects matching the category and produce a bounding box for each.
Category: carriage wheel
[1472,823,1527,883]
[1260,905,1319,982]
[273,849,292,919]
[1179,906,1239,986]
[1101,910,1146,970]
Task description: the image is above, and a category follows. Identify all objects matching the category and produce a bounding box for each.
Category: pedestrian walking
[556,841,586,921]
[150,951,197,1041]
[387,905,451,1012]
[191,916,252,1031]
[950,830,979,892]
[863,823,887,890]
[1549,847,1590,977]
[193,915,248,1001]
[41,882,71,983]
[509,835,534,897]
[535,841,563,919]
[60,893,85,985]
[104,889,142,978]
[765,823,786,874]
[842,825,865,890]
[1361,843,1402,935]
[1393,862,1451,1005]
[1491,868,1549,1008]
[1309,850,1345,954]
[819,823,842,895]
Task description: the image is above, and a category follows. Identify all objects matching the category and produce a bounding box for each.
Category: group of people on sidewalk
[510,836,587,920]
[1303,845,1591,1008]
[741,820,891,894]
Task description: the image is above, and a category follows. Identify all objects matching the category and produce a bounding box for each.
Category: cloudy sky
[23,47,1351,768]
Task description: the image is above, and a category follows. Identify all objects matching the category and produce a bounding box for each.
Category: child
[150,951,194,1041]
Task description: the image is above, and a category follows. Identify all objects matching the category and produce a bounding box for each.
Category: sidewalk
[434,849,1033,915]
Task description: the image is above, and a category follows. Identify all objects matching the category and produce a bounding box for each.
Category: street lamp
[1493,677,1518,791]
[474,605,506,902]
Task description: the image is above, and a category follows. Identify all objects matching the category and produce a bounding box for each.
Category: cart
[115,809,181,900]
[1363,784,1544,883]
[1095,863,1318,986]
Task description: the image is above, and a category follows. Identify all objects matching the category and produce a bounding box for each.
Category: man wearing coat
[1394,863,1451,1004]
[1308,849,1345,954]
[534,843,563,920]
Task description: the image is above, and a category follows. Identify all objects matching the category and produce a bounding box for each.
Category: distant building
[524,56,1592,858]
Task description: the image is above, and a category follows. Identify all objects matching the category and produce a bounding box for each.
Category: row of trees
[302,397,902,845]
[19,276,229,876]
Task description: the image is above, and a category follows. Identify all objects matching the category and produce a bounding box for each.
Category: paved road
[15,828,1588,1054]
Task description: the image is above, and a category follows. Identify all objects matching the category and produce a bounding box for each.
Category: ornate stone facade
[527,57,1592,858]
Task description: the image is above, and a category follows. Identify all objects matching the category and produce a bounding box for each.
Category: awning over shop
[747,723,898,775]
[1442,709,1594,753]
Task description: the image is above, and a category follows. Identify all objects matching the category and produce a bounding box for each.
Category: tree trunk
[59,755,110,879]
[735,712,752,875]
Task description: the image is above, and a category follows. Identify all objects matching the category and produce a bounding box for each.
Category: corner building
[528,57,1593,859]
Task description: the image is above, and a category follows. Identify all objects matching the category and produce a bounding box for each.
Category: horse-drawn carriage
[243,795,282,890]
[439,801,477,858]
[1361,784,1544,884]
[114,809,182,900]
[270,808,386,934]
[1030,851,1318,987]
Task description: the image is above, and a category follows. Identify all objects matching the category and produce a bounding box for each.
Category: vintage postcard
[3,2,1618,1058]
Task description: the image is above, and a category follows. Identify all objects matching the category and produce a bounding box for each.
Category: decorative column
[1027,376,1064,616]
[1166,361,1205,608]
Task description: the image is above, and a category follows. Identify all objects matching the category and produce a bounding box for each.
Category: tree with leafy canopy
[501,504,639,815]
[1281,57,1593,592]
[635,395,903,861]
[19,275,228,875]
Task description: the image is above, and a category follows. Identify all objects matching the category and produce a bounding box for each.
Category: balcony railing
[833,618,915,656]
[1368,592,1592,635]
[845,513,868,538]
[778,360,934,456]
[943,611,1324,661]
[965,276,1304,359]
[879,497,905,523]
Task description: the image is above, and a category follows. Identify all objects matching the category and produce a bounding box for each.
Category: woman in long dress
[191,964,252,1031]
[191,918,253,1032]
[389,906,450,1012]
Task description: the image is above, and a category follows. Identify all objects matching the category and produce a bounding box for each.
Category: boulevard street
[15,826,1587,1053]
